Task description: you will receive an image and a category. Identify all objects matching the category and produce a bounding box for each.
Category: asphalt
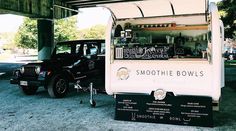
[0,79,235,131]
[0,62,24,80]
[0,62,236,131]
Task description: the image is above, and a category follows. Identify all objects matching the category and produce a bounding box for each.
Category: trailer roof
[100,0,208,19]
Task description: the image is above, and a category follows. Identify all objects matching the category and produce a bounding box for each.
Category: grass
[225,60,236,67]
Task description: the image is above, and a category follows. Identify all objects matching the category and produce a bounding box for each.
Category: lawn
[225,60,236,67]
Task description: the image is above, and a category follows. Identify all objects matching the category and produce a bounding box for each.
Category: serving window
[112,23,209,60]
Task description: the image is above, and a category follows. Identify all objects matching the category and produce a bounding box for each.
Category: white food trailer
[103,0,224,110]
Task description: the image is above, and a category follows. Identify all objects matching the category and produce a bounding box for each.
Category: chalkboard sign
[115,45,170,60]
[115,94,213,127]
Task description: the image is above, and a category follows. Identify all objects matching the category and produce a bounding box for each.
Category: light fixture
[35,66,41,74]
[20,67,24,74]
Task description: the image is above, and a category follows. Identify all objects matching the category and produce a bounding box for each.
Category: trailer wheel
[48,74,69,98]
[19,86,38,95]
[90,100,96,107]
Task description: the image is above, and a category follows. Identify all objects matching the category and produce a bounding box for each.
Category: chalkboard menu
[115,94,213,127]
[115,45,170,60]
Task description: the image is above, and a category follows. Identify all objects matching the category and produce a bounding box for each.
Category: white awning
[101,0,208,19]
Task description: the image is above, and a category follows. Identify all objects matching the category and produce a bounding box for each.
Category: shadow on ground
[214,85,236,127]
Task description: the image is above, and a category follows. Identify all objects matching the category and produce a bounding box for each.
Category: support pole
[37,20,54,60]
[90,83,96,107]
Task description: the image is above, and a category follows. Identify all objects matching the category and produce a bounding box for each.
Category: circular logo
[117,67,129,80]
[154,89,166,100]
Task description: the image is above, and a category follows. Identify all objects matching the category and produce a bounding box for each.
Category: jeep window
[76,44,81,54]
[90,48,97,55]
[100,43,105,54]
[83,44,99,56]
[56,44,72,55]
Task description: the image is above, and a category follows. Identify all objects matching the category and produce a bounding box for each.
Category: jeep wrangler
[10,40,105,98]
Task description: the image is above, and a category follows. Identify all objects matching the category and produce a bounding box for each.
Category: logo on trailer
[117,67,130,80]
[154,89,166,100]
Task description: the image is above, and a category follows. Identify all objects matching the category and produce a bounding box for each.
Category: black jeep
[10,40,105,98]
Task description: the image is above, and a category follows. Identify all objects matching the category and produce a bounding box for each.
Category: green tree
[15,16,79,49]
[54,16,78,42]
[15,18,38,49]
[79,25,106,39]
[218,0,236,39]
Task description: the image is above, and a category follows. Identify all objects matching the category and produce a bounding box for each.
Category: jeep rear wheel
[19,86,38,95]
[48,74,69,98]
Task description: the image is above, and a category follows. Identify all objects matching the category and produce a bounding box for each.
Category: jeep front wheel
[19,86,38,95]
[48,74,69,98]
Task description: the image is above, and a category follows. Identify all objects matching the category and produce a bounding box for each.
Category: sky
[0,0,222,33]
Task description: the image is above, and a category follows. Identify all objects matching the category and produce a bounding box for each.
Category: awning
[100,0,208,19]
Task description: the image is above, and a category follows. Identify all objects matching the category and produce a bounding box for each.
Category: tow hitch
[89,83,97,107]
[74,81,97,107]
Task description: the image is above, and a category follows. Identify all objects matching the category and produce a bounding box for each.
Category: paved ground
[0,79,236,131]
[0,62,236,131]
[0,63,24,80]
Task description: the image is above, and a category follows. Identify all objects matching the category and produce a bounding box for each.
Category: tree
[15,18,38,49]
[54,16,78,42]
[15,16,79,49]
[218,0,236,39]
[15,16,106,49]
[79,25,106,39]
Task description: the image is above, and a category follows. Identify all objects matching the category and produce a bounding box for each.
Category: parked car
[10,40,105,98]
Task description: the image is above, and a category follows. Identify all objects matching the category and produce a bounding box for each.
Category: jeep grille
[22,67,37,77]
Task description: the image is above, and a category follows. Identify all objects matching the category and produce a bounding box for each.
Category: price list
[115,94,213,127]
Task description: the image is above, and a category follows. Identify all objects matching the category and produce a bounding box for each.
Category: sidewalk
[0,51,38,63]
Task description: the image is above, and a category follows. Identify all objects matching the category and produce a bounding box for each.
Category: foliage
[15,18,38,49]
[14,16,106,49]
[218,0,236,39]
[15,16,79,49]
[225,60,236,68]
[78,25,106,39]
[54,16,78,42]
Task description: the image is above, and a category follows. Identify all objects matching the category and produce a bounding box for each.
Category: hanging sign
[115,45,170,60]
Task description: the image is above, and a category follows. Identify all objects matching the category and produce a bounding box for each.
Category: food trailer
[103,0,224,126]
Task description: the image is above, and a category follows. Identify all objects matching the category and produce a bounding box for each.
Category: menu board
[115,45,170,60]
[115,94,213,127]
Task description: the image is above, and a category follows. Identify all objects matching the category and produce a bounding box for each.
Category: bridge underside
[0,0,142,60]
[0,0,78,19]
[0,0,142,19]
